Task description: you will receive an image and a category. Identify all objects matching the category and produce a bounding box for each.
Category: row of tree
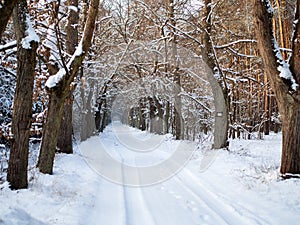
[0,0,299,190]
[1,0,100,189]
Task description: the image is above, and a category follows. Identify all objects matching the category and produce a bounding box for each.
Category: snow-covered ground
[0,124,300,225]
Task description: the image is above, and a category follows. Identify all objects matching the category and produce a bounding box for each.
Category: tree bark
[57,0,79,154]
[0,0,19,39]
[202,0,229,149]
[100,97,107,133]
[253,0,300,175]
[7,0,38,189]
[57,94,73,153]
[164,101,170,134]
[38,92,65,173]
[37,0,100,174]
[80,80,96,141]
[264,73,270,135]
[139,98,146,131]
[168,0,183,140]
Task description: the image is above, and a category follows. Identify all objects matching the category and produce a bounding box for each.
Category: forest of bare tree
[0,0,299,190]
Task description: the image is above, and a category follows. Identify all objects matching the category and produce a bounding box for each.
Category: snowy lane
[120,158,156,225]
[2,125,300,225]
[173,169,270,225]
[122,184,156,225]
[78,125,274,225]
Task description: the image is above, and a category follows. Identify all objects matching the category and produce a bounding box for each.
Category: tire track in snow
[175,168,270,225]
[152,141,270,225]
[171,175,245,225]
[119,157,156,225]
[88,125,269,225]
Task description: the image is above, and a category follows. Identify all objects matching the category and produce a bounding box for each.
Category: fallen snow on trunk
[21,14,40,50]
[0,125,299,225]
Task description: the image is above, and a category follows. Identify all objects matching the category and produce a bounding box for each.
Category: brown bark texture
[168,0,183,140]
[253,0,300,175]
[0,0,19,39]
[202,0,229,149]
[37,0,100,174]
[7,0,38,189]
[57,0,79,154]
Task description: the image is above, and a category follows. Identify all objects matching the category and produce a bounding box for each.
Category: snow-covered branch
[214,39,257,49]
[180,92,212,113]
[261,0,299,91]
[45,0,99,89]
[226,47,257,58]
[0,41,17,51]
[272,29,298,91]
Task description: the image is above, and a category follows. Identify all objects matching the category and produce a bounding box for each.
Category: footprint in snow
[186,200,199,212]
[174,194,182,199]
[168,190,175,194]
[199,214,210,221]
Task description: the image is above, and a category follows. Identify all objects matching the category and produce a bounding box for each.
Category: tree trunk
[100,97,107,133]
[7,0,38,189]
[154,97,163,134]
[57,0,79,154]
[281,0,300,175]
[275,0,288,60]
[57,97,73,153]
[0,0,19,39]
[163,101,170,134]
[202,0,229,149]
[81,82,96,141]
[139,98,146,131]
[253,0,300,176]
[37,0,100,174]
[281,104,300,174]
[168,0,183,140]
[264,73,270,135]
[149,97,155,133]
[37,92,65,174]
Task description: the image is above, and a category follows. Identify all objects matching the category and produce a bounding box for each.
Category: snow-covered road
[1,124,300,225]
[77,124,299,225]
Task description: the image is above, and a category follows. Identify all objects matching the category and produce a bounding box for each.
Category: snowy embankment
[0,124,300,225]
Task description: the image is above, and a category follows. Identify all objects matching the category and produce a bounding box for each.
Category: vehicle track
[119,156,156,225]
[175,168,271,225]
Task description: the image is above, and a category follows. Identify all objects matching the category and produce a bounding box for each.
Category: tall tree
[0,0,19,39]
[7,0,39,189]
[57,0,79,154]
[253,0,300,176]
[168,0,183,140]
[202,0,229,149]
[37,0,100,174]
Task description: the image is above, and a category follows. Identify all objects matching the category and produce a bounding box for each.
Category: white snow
[267,0,298,91]
[278,64,298,90]
[21,14,40,49]
[0,124,300,225]
[45,40,83,88]
[45,67,66,88]
[273,37,298,91]
[214,39,257,49]
[73,40,83,57]
[68,6,78,13]
[0,41,17,51]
